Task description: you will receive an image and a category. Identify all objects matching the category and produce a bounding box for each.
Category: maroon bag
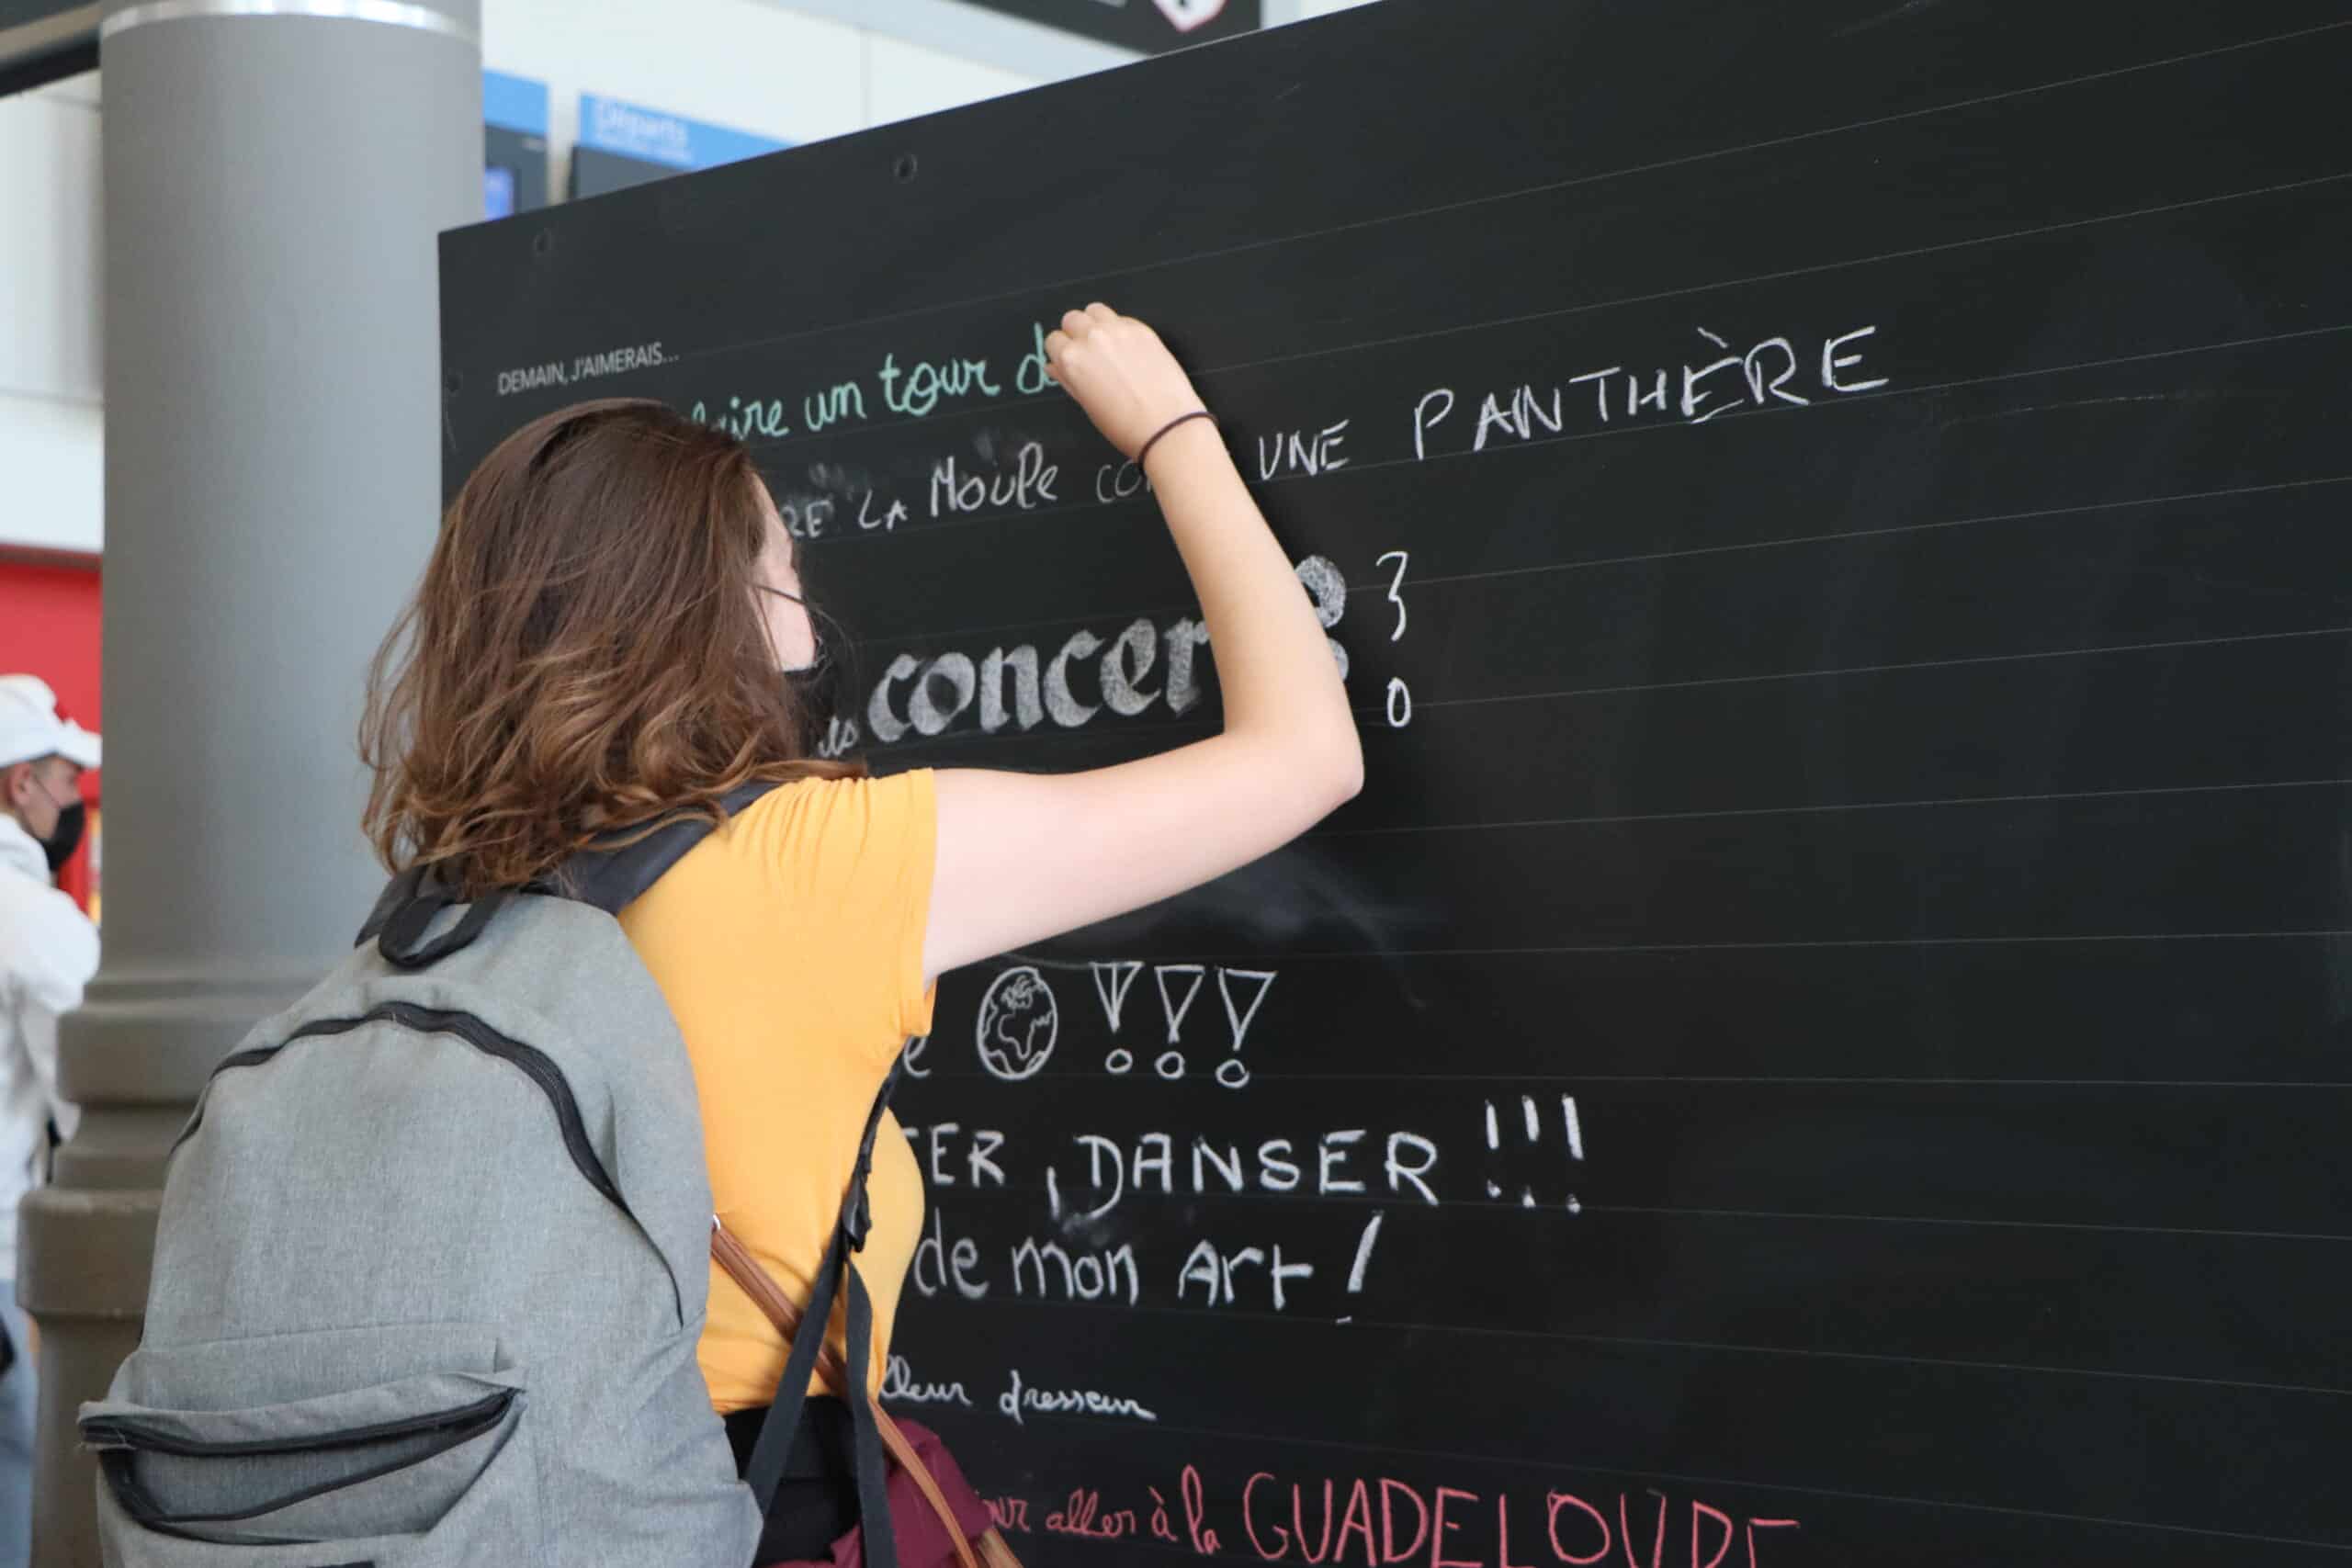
[784,1416,998,1568]
[714,1218,1022,1568]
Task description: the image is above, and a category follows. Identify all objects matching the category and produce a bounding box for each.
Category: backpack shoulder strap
[538,778,783,915]
[741,1051,910,1567]
[354,778,784,959]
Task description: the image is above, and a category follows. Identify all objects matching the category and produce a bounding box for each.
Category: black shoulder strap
[355,779,783,960]
[540,779,782,915]
[744,1051,909,1568]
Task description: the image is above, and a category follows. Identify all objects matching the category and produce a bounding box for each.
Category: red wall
[0,558,102,909]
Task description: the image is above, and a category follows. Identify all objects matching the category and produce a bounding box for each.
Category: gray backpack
[79,790,788,1568]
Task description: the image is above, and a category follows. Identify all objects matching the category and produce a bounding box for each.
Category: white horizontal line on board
[1314,775,2352,841]
[969,931,2352,967]
[1407,621,2352,713]
[914,1071,2352,1090]
[870,619,2349,760]
[659,20,2352,378]
[901,1168,2352,1239]
[992,1407,2352,1555]
[922,1301,2352,1401]
[795,319,2352,550]
[830,472,2352,652]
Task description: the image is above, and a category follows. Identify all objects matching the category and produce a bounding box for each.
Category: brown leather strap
[712,1216,857,1397]
[713,1219,1001,1568]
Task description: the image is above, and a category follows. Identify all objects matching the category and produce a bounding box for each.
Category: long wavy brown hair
[362,398,852,897]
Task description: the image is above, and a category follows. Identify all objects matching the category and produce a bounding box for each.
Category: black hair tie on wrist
[1136,410,1218,473]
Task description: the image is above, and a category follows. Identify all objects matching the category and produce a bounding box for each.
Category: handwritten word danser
[1059,1128,1442,1221]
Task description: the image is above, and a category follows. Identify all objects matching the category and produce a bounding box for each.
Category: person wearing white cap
[0,673,98,1568]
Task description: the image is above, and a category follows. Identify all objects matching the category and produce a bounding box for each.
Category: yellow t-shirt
[617,771,938,1414]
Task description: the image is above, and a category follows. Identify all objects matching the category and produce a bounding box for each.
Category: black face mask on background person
[43,800,85,874]
[21,773,85,874]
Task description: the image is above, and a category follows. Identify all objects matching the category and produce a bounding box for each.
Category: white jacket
[0,813,93,1280]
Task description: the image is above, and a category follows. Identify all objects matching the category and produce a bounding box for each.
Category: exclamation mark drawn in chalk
[1091,961,1143,1076]
[1338,1211,1383,1324]
[1214,968,1275,1089]
[1153,964,1206,1079]
[1517,1094,1542,1208]
[1484,1100,1503,1200]
[1563,1093,1584,1215]
[1484,1092,1586,1212]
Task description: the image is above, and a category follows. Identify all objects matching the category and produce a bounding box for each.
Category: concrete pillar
[17,4,479,1560]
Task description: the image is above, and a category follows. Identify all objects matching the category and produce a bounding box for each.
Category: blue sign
[482,69,549,136]
[577,93,787,173]
[481,70,548,219]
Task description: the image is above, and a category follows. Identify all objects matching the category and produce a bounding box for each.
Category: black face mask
[786,621,859,756]
[764,587,852,751]
[42,801,85,874]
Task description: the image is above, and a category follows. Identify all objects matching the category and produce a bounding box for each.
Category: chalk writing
[1412,322,1892,458]
[690,394,790,440]
[1256,419,1354,479]
[1484,1091,1585,1211]
[998,1366,1159,1426]
[1216,967,1276,1089]
[1091,960,1144,1035]
[879,1355,974,1408]
[941,1471,1794,1566]
[1178,1238,1316,1309]
[857,488,911,531]
[929,441,1060,517]
[910,1208,990,1300]
[1232,1471,1802,1568]
[1182,1466,1224,1555]
[1048,1490,1140,1541]
[1012,1236,1143,1304]
[813,715,862,760]
[1148,1466,1227,1554]
[1156,963,1206,1044]
[804,379,867,431]
[865,556,1346,744]
[1376,549,1409,642]
[975,965,1058,1082]
[1062,1128,1441,1218]
[881,351,1004,418]
[1095,458,1154,502]
[899,1122,1008,1189]
[1345,1212,1385,1297]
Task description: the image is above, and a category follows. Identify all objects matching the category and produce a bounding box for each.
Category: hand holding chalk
[1042,303,1209,461]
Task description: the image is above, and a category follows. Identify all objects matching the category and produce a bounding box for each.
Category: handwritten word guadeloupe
[1028,1465,1803,1568]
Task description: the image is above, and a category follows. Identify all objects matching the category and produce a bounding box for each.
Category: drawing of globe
[975,965,1058,1082]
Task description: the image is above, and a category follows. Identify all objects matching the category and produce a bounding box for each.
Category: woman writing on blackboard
[360,303,1362,1562]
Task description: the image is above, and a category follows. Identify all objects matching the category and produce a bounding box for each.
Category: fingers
[1061,303,1125,336]
[1045,302,1149,391]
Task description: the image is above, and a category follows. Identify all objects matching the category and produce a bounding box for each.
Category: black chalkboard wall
[438,3,2352,1562]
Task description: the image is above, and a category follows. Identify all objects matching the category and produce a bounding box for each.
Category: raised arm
[922,304,1363,983]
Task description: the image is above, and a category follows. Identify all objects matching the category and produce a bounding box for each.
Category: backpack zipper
[180,1004,628,1220]
[82,1387,514,1460]
[175,1001,685,1323]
